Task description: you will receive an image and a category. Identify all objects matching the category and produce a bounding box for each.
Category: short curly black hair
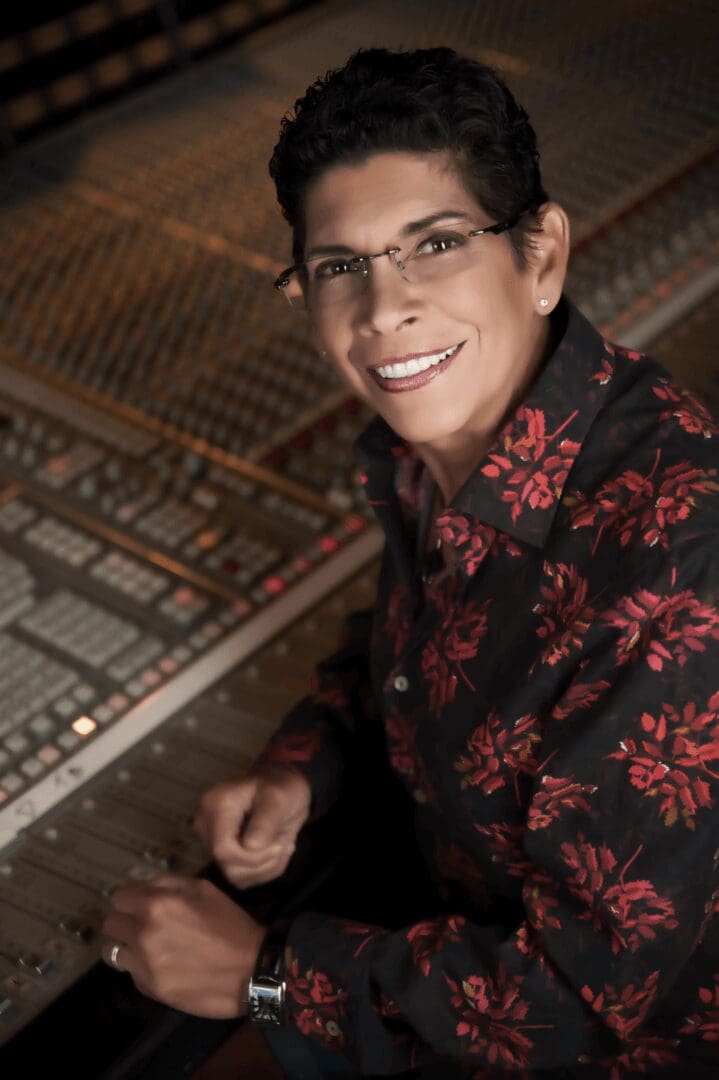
[269,47,549,268]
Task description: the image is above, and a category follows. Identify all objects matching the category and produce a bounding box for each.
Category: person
[101,48,719,1077]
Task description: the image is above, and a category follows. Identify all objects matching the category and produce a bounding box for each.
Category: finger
[101,938,132,974]
[223,844,291,874]
[194,781,256,849]
[241,786,294,851]
[227,863,289,889]
[101,911,139,944]
[138,873,194,892]
[110,875,190,913]
[225,851,288,881]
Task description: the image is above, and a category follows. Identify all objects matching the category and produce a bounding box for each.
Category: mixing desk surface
[0,0,717,1072]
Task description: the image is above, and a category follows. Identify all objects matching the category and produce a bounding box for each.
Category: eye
[414,233,465,257]
[313,257,365,280]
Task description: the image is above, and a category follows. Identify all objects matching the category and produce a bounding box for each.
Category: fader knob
[104,459,123,483]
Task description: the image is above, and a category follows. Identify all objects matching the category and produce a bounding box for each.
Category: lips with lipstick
[368,342,464,392]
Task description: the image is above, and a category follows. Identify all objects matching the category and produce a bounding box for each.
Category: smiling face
[302,151,566,492]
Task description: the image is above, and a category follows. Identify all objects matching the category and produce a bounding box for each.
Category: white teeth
[375,344,459,380]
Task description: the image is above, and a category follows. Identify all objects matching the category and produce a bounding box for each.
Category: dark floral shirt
[253,298,719,1077]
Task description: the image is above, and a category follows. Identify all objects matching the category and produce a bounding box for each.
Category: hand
[100,874,265,1018]
[194,767,312,889]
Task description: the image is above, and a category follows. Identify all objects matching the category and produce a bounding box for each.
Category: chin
[380,407,470,447]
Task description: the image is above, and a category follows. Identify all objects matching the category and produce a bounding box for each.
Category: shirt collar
[355,296,620,570]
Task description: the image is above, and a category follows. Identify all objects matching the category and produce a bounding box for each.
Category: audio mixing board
[0,358,382,1047]
[0,0,717,1072]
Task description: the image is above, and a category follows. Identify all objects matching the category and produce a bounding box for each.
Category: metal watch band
[247,925,288,1027]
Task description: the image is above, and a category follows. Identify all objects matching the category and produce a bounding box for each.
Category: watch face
[248,980,285,1026]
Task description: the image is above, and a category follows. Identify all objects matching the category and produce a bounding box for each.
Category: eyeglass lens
[285,228,499,310]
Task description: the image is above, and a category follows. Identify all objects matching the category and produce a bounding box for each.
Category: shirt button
[393,675,409,692]
[413,788,427,804]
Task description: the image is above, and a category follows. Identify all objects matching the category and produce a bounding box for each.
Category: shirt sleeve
[279,540,719,1074]
[249,606,375,821]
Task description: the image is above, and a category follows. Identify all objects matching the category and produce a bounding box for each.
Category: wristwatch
[247,925,288,1027]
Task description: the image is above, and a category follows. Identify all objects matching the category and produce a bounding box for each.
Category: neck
[412,315,553,503]
[415,438,490,505]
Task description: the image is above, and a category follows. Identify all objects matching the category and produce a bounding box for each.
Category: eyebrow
[304,210,472,261]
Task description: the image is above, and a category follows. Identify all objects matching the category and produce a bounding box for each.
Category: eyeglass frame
[273,210,529,308]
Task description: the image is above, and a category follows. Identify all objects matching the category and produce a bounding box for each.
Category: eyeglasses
[274,213,525,311]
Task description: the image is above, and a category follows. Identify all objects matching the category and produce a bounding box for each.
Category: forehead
[303,151,484,247]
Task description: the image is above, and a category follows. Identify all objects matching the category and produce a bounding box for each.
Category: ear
[530,202,570,313]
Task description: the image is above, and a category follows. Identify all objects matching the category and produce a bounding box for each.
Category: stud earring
[318,349,327,358]
[539,298,549,309]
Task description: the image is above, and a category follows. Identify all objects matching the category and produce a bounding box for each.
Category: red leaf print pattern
[652,379,719,439]
[567,452,717,553]
[589,350,615,386]
[581,971,660,1041]
[603,584,719,671]
[680,977,719,1042]
[551,678,612,720]
[385,708,438,805]
[600,1033,680,1079]
[445,966,544,1067]
[522,869,562,932]
[481,406,581,525]
[384,581,411,659]
[606,694,719,827]
[337,922,389,960]
[385,708,417,782]
[475,822,532,879]
[421,584,492,716]
[407,916,466,977]
[514,925,557,978]
[527,775,597,830]
[533,562,595,666]
[287,957,349,1050]
[421,639,459,714]
[489,532,523,558]
[455,711,541,799]
[311,678,351,710]
[561,840,678,953]
[436,514,497,576]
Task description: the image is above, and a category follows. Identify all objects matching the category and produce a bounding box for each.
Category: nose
[355,256,420,336]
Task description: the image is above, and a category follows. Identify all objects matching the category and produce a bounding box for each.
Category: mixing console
[0,371,380,862]
[0,0,717,1069]
[0,565,379,1048]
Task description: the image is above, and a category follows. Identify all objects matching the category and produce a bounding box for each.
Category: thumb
[241,785,291,852]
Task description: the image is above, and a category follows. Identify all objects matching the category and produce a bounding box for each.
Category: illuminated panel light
[263,576,286,596]
[344,514,366,534]
[319,535,340,555]
[196,530,220,550]
[47,456,69,476]
[72,716,97,738]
